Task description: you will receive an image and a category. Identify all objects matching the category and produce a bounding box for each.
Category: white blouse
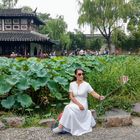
[69,81,94,109]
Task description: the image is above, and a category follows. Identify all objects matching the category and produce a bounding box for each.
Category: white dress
[59,81,96,136]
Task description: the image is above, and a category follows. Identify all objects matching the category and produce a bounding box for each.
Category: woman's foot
[52,127,63,133]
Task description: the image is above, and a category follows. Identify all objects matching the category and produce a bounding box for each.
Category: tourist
[52,68,105,136]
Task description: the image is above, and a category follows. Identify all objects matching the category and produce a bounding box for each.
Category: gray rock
[132,103,140,116]
[91,109,97,119]
[2,117,25,127]
[103,108,132,127]
[0,121,5,130]
[39,118,56,127]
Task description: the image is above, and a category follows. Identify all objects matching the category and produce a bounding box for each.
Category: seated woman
[53,68,105,136]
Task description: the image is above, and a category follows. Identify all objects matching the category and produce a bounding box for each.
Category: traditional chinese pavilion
[0,8,54,57]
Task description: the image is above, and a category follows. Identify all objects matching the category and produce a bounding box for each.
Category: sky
[16,0,90,33]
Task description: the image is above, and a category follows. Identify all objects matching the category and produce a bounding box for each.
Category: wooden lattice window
[21,19,27,24]
[5,19,12,24]
[5,25,12,30]
[21,25,28,30]
[13,19,19,24]
[13,25,20,30]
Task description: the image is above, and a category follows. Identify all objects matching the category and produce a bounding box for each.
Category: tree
[78,0,131,51]
[1,0,18,8]
[125,0,140,52]
[112,29,128,50]
[60,33,71,50]
[127,0,140,33]
[21,6,33,13]
[38,13,51,23]
[68,30,87,50]
[39,15,69,50]
[39,16,67,40]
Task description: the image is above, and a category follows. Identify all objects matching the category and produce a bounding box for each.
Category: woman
[53,68,105,136]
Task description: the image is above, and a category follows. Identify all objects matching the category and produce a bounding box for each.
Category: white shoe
[52,127,63,133]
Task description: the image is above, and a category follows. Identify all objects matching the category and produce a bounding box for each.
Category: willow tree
[78,0,131,50]
[127,0,140,32]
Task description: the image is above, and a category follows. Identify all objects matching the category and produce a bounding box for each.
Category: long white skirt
[59,103,96,136]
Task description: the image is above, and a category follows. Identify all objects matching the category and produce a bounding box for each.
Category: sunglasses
[77,73,84,76]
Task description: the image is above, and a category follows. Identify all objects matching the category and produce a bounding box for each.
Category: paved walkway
[0,125,140,140]
[0,117,140,140]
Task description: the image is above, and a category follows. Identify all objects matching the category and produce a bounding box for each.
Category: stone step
[132,103,140,116]
[98,108,132,127]
[132,117,140,126]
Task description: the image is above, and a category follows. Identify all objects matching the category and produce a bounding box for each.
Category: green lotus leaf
[17,78,30,90]
[30,79,42,91]
[38,77,48,87]
[0,75,12,95]
[5,76,19,86]
[1,95,15,109]
[17,94,32,108]
[54,76,68,86]
[47,80,62,99]
[47,80,58,92]
[53,92,62,100]
[36,69,47,77]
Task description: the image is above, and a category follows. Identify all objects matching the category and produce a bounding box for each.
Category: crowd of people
[63,48,109,57]
[9,48,110,58]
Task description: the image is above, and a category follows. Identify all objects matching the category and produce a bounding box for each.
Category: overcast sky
[16,0,90,33]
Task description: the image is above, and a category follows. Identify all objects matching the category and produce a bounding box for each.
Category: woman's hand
[99,96,105,101]
[79,104,85,110]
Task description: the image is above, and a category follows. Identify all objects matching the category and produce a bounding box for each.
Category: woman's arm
[69,92,84,110]
[90,90,105,101]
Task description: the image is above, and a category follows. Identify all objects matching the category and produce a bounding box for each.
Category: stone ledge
[132,103,140,116]
[99,109,132,127]
[0,121,5,130]
[2,117,25,127]
[132,117,140,126]
[39,118,56,128]
[91,109,97,119]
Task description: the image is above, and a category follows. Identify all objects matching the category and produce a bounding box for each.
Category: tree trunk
[106,36,111,49]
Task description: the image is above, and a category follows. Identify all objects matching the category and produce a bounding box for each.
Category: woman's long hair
[71,68,85,81]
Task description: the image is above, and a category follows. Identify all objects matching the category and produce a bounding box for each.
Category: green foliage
[0,56,140,114]
[112,29,128,49]
[127,0,140,33]
[1,95,15,109]
[21,6,33,13]
[39,16,67,40]
[39,15,70,50]
[38,13,51,23]
[68,30,87,50]
[88,56,140,115]
[78,0,132,49]
[1,0,18,8]
[17,94,32,108]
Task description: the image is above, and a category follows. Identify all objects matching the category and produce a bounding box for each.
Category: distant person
[10,52,17,57]
[79,49,84,55]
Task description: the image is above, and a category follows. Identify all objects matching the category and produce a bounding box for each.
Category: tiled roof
[0,31,53,42]
[0,8,34,17]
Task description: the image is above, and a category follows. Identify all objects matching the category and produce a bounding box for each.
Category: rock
[39,118,56,128]
[91,109,97,119]
[0,111,7,116]
[2,117,25,127]
[132,103,140,116]
[132,117,140,126]
[0,121,5,130]
[103,109,132,127]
